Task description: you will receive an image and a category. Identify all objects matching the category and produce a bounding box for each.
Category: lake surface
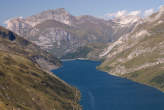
[52,60,164,110]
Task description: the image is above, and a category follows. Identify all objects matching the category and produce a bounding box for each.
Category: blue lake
[52,60,164,110]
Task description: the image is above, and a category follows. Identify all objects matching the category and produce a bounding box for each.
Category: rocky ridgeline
[5,8,141,58]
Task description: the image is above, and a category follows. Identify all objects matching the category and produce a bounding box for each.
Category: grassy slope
[122,64,164,92]
[98,16,164,92]
[122,24,164,92]
[99,34,164,91]
[0,51,81,110]
[0,26,61,67]
[0,26,81,110]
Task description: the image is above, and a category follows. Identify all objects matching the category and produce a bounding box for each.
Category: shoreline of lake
[52,60,164,110]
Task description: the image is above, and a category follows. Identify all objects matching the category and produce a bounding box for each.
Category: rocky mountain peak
[4,8,142,58]
[25,8,73,26]
[34,8,70,18]
[51,8,68,14]
[5,8,73,31]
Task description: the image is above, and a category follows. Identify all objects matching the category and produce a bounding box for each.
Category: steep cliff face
[99,6,164,92]
[0,26,81,110]
[5,8,141,58]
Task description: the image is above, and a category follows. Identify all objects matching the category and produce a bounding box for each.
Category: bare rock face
[5,8,74,36]
[5,8,141,58]
[26,8,74,25]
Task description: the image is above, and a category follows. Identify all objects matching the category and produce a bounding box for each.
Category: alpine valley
[3,5,164,109]
[5,8,140,59]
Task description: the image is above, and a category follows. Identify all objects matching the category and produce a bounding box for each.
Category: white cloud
[105,10,141,19]
[129,10,141,16]
[144,9,154,17]
[106,10,126,18]
[106,10,127,18]
[115,10,127,18]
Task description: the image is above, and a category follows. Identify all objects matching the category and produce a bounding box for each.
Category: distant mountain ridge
[5,8,141,58]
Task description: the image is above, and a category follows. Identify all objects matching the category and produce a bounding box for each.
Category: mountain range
[5,8,141,59]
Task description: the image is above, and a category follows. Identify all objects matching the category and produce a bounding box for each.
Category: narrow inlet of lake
[52,60,164,110]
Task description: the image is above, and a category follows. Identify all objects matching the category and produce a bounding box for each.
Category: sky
[0,0,164,25]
